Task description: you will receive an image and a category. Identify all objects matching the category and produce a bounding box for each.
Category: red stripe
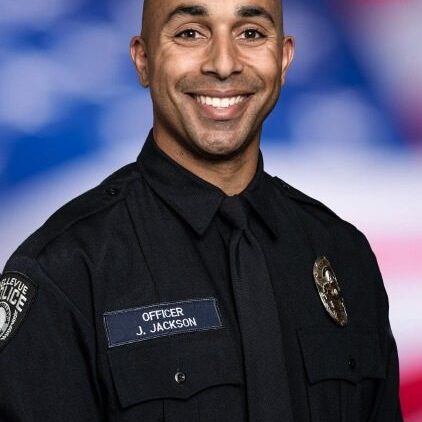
[401,371,422,417]
[368,236,422,277]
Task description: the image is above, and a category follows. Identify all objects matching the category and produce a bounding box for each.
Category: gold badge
[313,256,348,326]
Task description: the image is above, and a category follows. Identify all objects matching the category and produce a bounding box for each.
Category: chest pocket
[298,327,386,422]
[107,330,245,421]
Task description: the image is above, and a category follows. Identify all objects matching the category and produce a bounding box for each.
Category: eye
[175,28,205,40]
[240,28,266,40]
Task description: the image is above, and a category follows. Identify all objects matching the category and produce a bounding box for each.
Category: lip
[186,93,253,121]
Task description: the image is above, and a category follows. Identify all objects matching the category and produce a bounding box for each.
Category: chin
[191,137,250,161]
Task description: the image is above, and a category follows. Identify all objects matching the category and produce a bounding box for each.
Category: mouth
[186,92,253,120]
[191,94,249,109]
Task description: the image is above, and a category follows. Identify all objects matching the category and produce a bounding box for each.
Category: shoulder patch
[0,272,37,351]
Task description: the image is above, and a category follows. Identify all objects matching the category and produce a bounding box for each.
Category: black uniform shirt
[0,130,402,421]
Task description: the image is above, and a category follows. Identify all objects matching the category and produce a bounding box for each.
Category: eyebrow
[164,4,209,25]
[164,3,275,26]
[236,5,275,26]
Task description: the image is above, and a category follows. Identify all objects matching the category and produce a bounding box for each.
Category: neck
[153,128,260,196]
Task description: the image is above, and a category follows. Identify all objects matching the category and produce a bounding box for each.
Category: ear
[130,35,150,87]
[280,36,295,86]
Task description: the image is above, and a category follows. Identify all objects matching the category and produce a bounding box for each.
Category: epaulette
[14,163,140,259]
[273,176,340,220]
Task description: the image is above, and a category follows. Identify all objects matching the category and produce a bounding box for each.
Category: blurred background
[0,0,421,418]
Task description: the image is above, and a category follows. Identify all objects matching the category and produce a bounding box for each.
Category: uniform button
[175,371,186,384]
[106,187,120,197]
[348,358,356,370]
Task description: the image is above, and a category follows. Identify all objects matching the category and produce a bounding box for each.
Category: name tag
[103,297,223,348]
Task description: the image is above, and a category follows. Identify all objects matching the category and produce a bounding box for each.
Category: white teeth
[221,98,229,107]
[194,95,247,108]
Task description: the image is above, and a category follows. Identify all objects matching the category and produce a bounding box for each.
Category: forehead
[143,0,281,27]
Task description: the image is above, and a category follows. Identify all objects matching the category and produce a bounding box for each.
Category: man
[0,0,402,420]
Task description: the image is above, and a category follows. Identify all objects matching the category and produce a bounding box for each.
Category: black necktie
[219,195,293,422]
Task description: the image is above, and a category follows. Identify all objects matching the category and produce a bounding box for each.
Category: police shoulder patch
[0,272,37,351]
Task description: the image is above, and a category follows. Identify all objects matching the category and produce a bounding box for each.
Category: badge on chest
[103,297,223,348]
[313,256,348,327]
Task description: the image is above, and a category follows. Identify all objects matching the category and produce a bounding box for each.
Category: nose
[201,33,243,80]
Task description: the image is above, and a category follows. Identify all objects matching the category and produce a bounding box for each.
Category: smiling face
[131,0,294,162]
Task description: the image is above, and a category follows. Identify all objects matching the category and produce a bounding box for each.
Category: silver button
[175,371,186,384]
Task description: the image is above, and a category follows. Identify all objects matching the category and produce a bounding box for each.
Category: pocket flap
[108,332,243,408]
[298,327,386,385]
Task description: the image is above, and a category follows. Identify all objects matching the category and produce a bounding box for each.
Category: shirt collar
[137,129,281,237]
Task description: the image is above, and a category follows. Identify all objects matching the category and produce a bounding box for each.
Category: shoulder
[10,162,141,262]
[1,162,142,323]
[269,174,370,250]
[270,175,340,220]
[270,175,343,221]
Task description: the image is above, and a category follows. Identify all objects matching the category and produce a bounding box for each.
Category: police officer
[0,0,403,421]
